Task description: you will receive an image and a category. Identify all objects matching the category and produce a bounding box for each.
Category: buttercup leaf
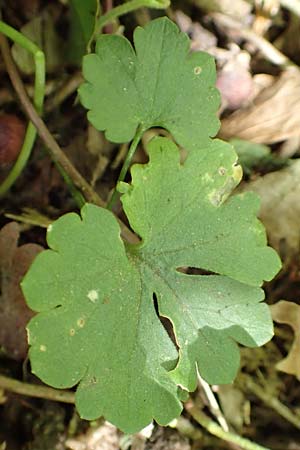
[78,17,220,150]
[23,205,182,433]
[22,137,281,433]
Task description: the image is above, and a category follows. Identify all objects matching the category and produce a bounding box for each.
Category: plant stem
[197,371,229,432]
[0,25,85,208]
[0,33,100,207]
[0,374,75,404]
[185,402,271,450]
[211,12,294,68]
[107,126,144,210]
[0,20,45,196]
[0,33,138,243]
[95,0,170,34]
[237,374,300,430]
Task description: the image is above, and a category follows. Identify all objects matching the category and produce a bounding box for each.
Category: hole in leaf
[153,293,179,351]
[153,293,159,316]
[177,267,218,276]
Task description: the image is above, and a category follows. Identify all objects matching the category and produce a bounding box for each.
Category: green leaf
[22,137,281,433]
[230,138,271,175]
[23,205,182,433]
[230,138,288,175]
[78,17,220,150]
[68,0,97,64]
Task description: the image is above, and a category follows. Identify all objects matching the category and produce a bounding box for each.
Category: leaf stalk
[0,374,75,404]
[107,125,144,210]
[0,20,45,197]
[95,0,170,34]
[185,401,271,450]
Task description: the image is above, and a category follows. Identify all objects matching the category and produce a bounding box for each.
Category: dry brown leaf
[0,222,43,360]
[188,0,251,20]
[271,300,300,379]
[240,160,300,260]
[220,67,300,144]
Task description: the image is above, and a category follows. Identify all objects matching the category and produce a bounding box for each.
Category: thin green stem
[0,20,45,197]
[87,0,102,52]
[237,374,300,430]
[107,126,144,210]
[0,26,84,208]
[95,0,170,34]
[55,162,86,209]
[0,124,37,196]
[0,31,138,243]
[0,374,75,404]
[186,402,271,450]
[0,21,40,54]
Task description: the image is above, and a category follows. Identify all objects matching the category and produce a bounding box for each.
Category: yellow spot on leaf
[87,290,98,303]
[77,318,85,328]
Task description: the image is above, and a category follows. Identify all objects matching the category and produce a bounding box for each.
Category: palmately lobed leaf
[121,137,280,388]
[78,17,220,150]
[23,204,182,433]
[22,137,281,433]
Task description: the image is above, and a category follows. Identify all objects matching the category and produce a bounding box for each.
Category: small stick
[185,401,271,450]
[237,374,300,430]
[0,374,75,404]
[211,12,294,68]
[0,33,138,243]
[0,33,100,207]
[45,72,83,113]
[197,371,229,432]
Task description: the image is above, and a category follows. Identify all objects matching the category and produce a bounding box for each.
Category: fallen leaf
[12,12,64,74]
[240,160,300,259]
[0,222,43,360]
[220,67,300,144]
[271,300,300,379]
[187,0,251,21]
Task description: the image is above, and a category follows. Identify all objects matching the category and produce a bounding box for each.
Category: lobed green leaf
[22,137,281,433]
[79,17,220,150]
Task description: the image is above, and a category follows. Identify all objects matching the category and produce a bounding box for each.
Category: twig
[103,0,114,34]
[211,12,295,68]
[185,401,271,450]
[197,371,229,432]
[169,416,203,440]
[0,374,75,404]
[45,72,83,113]
[0,33,138,243]
[237,374,300,430]
[0,33,99,206]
